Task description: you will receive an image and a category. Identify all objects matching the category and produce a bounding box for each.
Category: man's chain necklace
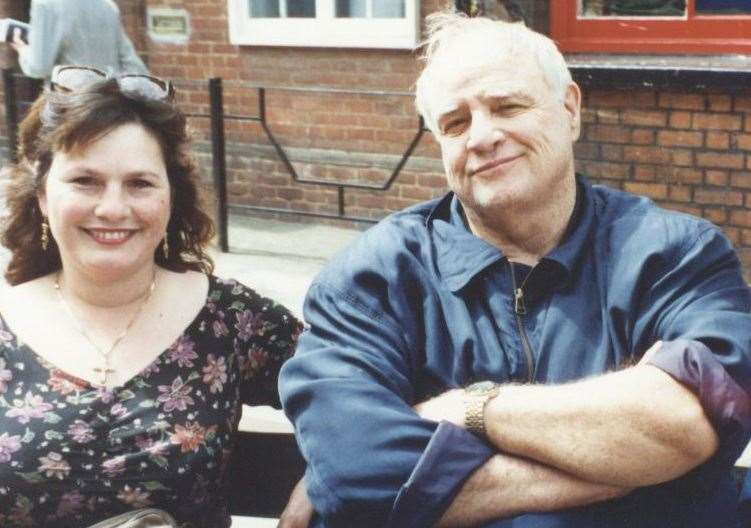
[53,270,157,386]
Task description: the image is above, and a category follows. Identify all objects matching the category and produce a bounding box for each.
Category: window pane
[373,0,405,18]
[249,0,280,17]
[696,0,751,14]
[336,0,367,17]
[287,0,316,17]
[580,0,686,17]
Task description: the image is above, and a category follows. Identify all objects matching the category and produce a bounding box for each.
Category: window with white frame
[228,0,420,49]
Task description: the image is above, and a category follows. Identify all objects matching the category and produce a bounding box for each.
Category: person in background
[279,10,751,528]
[11,0,148,79]
[0,66,311,528]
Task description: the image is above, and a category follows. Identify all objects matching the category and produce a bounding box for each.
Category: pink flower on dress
[0,359,11,394]
[110,402,128,418]
[56,490,85,516]
[47,369,86,395]
[202,354,228,393]
[117,485,152,508]
[0,433,22,463]
[235,309,265,341]
[169,421,207,453]
[67,420,95,444]
[213,319,229,338]
[101,455,127,477]
[38,452,71,479]
[168,335,198,367]
[96,386,116,404]
[157,376,195,413]
[6,391,53,424]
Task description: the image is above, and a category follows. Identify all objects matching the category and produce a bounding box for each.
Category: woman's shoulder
[207,275,302,330]
[0,274,55,314]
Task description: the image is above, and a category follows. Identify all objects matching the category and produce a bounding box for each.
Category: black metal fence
[2,70,427,253]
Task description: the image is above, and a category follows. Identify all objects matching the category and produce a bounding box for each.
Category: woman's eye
[130,179,153,189]
[71,176,96,186]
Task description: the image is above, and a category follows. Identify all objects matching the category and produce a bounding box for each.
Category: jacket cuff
[388,421,494,528]
[646,339,751,461]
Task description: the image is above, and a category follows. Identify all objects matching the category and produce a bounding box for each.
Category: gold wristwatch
[464,381,500,437]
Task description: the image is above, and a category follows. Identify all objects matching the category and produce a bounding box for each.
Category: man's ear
[563,82,582,142]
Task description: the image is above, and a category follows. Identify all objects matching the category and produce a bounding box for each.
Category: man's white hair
[415,10,573,133]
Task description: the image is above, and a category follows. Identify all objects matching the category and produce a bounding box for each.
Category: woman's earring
[162,237,169,259]
[40,218,49,251]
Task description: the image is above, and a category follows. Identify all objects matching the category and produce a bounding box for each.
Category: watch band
[464,381,500,437]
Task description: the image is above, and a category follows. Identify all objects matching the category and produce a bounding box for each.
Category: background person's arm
[17,0,63,79]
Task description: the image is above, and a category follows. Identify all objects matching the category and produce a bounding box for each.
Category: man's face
[426,50,581,219]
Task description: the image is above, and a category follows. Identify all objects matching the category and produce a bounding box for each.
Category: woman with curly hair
[0,66,311,528]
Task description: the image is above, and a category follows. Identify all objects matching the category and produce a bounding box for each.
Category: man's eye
[493,104,523,114]
[443,118,468,135]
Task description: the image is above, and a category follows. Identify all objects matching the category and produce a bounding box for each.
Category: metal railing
[1,71,428,253]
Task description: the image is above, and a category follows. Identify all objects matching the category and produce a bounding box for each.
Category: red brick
[732,172,751,188]
[657,130,703,148]
[705,170,729,186]
[575,142,600,160]
[694,188,743,206]
[742,229,751,246]
[623,146,671,164]
[622,110,667,127]
[587,125,631,143]
[665,203,702,216]
[703,207,728,224]
[708,95,732,112]
[669,167,704,184]
[733,133,751,151]
[631,129,655,145]
[671,149,694,167]
[696,152,744,169]
[581,109,598,124]
[634,165,657,181]
[747,193,751,208]
[659,93,705,110]
[601,144,623,161]
[723,227,741,245]
[668,185,692,202]
[693,112,742,131]
[669,111,692,129]
[579,161,630,180]
[624,182,668,200]
[707,132,730,150]
[735,95,751,112]
[595,109,620,124]
[730,210,751,227]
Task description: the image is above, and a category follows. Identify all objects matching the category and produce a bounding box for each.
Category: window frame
[551,1,751,54]
[227,0,421,49]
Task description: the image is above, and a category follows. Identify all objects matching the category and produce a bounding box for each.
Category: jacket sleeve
[115,23,148,75]
[637,225,751,468]
[280,280,493,528]
[19,0,62,79]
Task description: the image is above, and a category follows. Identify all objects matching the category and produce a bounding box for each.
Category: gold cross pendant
[93,366,115,387]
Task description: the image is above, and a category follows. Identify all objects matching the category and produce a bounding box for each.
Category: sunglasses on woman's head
[50,65,174,102]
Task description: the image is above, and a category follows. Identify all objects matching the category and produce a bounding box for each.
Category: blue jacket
[280,176,751,527]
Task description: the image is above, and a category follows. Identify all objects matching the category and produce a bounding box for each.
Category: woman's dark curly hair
[1,78,214,285]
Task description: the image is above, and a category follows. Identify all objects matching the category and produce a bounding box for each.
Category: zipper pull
[514,288,526,315]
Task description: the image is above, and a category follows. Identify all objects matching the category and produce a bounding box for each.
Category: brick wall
[1,0,749,278]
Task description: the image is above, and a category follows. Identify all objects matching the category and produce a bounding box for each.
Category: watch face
[466,380,497,395]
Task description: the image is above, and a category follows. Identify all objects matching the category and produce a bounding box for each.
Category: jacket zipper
[509,261,535,382]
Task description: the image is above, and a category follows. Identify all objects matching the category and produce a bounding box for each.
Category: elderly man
[280,12,751,528]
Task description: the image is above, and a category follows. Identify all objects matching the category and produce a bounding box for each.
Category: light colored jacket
[19,0,148,79]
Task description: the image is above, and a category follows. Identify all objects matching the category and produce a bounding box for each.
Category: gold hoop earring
[41,218,49,251]
[162,237,169,260]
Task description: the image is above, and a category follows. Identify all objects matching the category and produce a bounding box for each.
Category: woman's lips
[84,229,136,245]
[470,154,523,176]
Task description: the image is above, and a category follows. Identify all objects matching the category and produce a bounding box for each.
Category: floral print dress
[0,276,303,528]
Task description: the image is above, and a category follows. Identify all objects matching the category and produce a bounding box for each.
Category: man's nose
[466,112,504,152]
[94,185,129,220]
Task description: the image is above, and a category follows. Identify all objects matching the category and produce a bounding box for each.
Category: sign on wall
[147,7,190,44]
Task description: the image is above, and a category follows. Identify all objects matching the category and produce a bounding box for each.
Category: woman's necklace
[54,270,157,387]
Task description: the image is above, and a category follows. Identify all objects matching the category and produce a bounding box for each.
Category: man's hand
[277,478,314,528]
[413,388,466,427]
[10,28,27,54]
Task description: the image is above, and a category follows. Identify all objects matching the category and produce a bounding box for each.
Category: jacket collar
[427,174,596,293]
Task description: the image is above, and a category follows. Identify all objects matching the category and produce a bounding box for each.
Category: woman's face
[38,122,171,282]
